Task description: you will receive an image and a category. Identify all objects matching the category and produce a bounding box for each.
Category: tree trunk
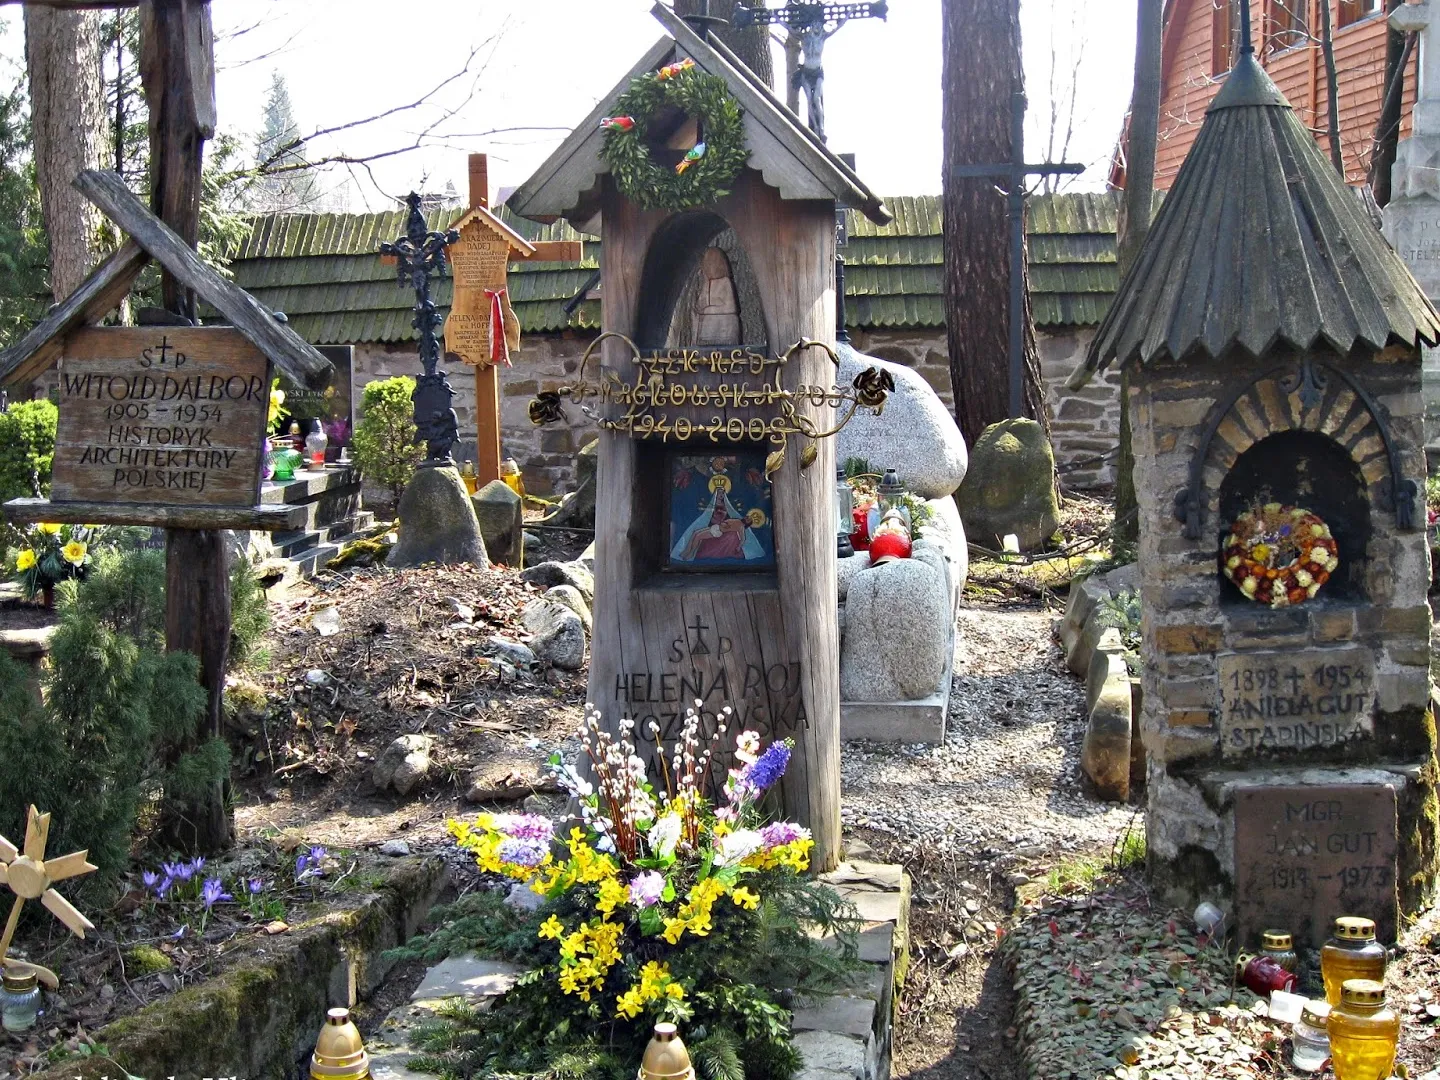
[674,0,773,87]
[1319,0,1344,176]
[1113,0,1163,546]
[941,0,1047,448]
[24,6,107,302]
[1370,0,1410,208]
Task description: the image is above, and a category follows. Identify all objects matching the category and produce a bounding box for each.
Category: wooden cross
[0,806,98,990]
[951,91,1084,418]
[444,154,582,488]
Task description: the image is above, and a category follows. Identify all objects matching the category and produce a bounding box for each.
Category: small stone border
[368,860,911,1080]
[37,855,448,1080]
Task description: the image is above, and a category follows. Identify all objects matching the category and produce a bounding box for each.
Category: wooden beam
[517,240,586,263]
[73,169,333,387]
[2,498,308,532]
[0,240,148,388]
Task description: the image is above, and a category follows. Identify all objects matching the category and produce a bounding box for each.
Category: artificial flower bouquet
[7,522,95,602]
[437,704,859,1080]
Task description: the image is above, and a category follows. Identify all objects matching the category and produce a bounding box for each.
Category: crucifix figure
[733,1,888,141]
[381,193,461,464]
[951,92,1084,417]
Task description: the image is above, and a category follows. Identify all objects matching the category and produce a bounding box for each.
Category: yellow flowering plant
[416,704,861,1080]
[4,521,96,602]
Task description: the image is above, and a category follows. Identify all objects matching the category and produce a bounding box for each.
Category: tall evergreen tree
[0,81,49,347]
[251,70,317,212]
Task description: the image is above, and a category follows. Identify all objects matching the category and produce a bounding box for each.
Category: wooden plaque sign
[1233,784,1399,947]
[51,327,269,508]
[444,223,517,367]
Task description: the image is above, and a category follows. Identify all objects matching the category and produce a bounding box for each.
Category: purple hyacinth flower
[201,878,232,909]
[496,837,549,868]
[759,821,806,849]
[628,871,665,908]
[742,742,791,792]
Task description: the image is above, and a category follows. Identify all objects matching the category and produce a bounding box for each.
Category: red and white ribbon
[485,287,511,367]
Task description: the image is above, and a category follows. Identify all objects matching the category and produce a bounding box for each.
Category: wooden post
[468,154,503,486]
[140,0,232,852]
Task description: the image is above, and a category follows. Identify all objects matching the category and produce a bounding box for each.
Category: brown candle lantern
[639,1023,695,1080]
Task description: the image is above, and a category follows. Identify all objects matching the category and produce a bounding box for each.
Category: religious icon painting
[666,450,776,571]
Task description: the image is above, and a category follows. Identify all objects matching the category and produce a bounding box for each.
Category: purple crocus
[628,871,665,908]
[163,860,189,882]
[155,876,174,899]
[309,846,328,864]
[201,878,232,909]
[188,857,206,877]
[248,878,265,895]
[142,870,160,891]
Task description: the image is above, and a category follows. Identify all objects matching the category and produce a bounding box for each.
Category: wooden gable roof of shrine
[0,169,332,389]
[507,3,890,228]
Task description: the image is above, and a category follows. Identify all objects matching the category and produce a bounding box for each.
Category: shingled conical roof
[1083,40,1440,375]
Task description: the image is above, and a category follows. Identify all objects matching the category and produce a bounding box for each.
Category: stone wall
[348,323,1121,499]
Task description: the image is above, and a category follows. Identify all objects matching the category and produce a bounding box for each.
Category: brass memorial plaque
[1219,648,1375,756]
[51,327,270,508]
[1233,784,1398,947]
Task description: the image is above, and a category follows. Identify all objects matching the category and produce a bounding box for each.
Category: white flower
[650,814,683,858]
[716,829,764,867]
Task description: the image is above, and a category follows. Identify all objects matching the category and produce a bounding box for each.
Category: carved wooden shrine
[509,4,891,871]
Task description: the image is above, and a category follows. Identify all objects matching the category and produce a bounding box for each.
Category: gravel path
[841,603,1135,857]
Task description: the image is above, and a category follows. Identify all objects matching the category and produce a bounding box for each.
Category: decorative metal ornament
[381,192,461,465]
[0,806,98,989]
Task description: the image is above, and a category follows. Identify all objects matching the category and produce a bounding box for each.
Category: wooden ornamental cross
[0,806,98,990]
[444,154,582,487]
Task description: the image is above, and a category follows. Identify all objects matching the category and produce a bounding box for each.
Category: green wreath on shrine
[601,61,748,212]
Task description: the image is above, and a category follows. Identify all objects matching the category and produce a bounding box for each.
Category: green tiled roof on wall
[224,192,1121,345]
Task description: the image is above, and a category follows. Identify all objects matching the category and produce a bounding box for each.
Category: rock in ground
[841,558,951,702]
[521,599,586,670]
[388,466,490,568]
[487,636,535,668]
[520,560,595,605]
[373,734,435,796]
[471,480,524,567]
[465,750,560,803]
[957,418,1059,552]
[544,584,592,632]
[836,344,969,499]
[541,440,597,528]
[1081,630,1132,802]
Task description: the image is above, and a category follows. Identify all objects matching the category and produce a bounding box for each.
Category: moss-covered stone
[957,418,1059,552]
[27,856,447,1080]
[124,944,172,975]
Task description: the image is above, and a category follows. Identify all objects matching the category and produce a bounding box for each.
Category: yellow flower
[662,917,688,945]
[37,523,61,535]
[61,540,87,565]
[730,886,760,910]
[596,876,628,915]
[15,549,36,572]
[538,915,565,940]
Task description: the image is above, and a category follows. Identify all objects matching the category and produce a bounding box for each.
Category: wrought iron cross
[734,1,888,142]
[381,192,461,464]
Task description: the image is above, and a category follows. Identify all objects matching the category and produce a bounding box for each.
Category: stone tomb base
[1148,765,1428,947]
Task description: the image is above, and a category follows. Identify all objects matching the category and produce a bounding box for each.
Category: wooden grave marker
[443,153,581,486]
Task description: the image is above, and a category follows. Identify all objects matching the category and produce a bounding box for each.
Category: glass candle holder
[1321,917,1386,1006]
[1261,929,1298,973]
[1329,979,1398,1080]
[1291,1000,1331,1073]
[1,969,42,1033]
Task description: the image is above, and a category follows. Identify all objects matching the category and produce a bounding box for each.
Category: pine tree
[251,70,318,212]
[0,84,49,346]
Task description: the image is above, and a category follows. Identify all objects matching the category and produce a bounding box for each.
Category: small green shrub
[0,549,229,889]
[1095,587,1142,674]
[0,398,57,502]
[352,376,422,505]
[229,555,271,670]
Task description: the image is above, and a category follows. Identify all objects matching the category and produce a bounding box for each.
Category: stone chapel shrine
[1080,42,1440,945]
[507,4,893,872]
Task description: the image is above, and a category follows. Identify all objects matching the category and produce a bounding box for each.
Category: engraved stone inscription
[51,327,269,508]
[1219,648,1375,756]
[1234,785,1399,947]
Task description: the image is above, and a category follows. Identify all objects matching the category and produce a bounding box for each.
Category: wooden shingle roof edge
[1074,51,1440,387]
[0,170,333,389]
[507,4,889,227]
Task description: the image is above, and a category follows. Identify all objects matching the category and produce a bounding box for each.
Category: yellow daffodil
[62,540,87,565]
[37,523,61,535]
[15,549,36,572]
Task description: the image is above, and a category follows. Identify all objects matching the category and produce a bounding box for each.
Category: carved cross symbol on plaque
[686,616,712,656]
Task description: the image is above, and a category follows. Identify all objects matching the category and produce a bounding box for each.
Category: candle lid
[1340,979,1386,1007]
[1333,916,1377,941]
[1261,930,1293,950]
[1300,1000,1331,1027]
[1,969,38,993]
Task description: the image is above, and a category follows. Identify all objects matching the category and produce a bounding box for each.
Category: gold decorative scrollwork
[528,332,891,475]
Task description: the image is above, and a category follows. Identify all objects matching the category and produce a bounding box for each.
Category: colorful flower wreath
[600,58,748,212]
[1222,503,1339,608]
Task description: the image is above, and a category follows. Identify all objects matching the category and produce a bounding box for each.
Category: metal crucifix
[734,1,888,142]
[951,91,1084,418]
[381,192,461,464]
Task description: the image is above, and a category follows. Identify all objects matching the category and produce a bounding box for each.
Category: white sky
[0,0,1137,211]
